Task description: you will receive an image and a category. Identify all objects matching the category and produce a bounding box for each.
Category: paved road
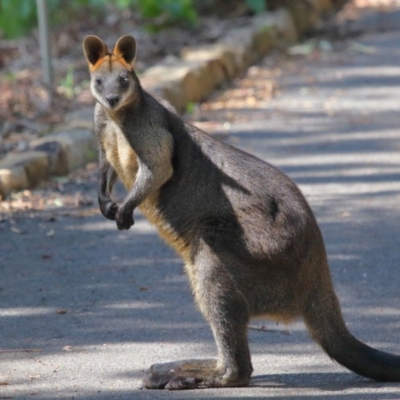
[2,7,400,400]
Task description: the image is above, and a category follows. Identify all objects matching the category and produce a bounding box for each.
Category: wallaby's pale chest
[101,120,138,190]
[99,118,191,261]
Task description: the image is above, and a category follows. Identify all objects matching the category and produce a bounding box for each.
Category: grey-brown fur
[83,35,400,390]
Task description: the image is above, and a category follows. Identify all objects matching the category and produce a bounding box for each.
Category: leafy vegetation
[0,0,37,39]
[137,0,198,31]
[246,0,267,14]
[0,0,268,39]
[0,0,198,38]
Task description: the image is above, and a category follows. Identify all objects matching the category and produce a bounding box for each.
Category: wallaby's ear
[113,35,137,65]
[83,35,109,68]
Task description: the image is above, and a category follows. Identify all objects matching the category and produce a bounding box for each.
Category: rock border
[0,0,338,200]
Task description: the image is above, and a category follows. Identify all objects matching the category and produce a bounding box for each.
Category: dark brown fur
[83,35,400,389]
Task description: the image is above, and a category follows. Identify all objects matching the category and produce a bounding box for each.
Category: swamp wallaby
[83,34,400,389]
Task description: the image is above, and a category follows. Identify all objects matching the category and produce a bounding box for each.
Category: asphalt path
[1,9,400,400]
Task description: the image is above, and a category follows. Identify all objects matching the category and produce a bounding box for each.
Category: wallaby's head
[83,35,137,111]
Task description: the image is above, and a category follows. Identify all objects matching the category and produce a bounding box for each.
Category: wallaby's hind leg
[142,317,252,390]
[143,256,253,390]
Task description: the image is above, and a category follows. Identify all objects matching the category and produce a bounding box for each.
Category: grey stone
[31,140,69,176]
[30,128,97,173]
[0,151,49,195]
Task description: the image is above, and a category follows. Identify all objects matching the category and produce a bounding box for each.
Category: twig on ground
[248,325,292,335]
[0,348,43,354]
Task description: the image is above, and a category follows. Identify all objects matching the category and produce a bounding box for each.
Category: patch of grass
[59,66,75,99]
[185,101,196,114]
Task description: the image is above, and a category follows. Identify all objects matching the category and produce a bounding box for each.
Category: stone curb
[0,0,338,200]
[140,7,299,110]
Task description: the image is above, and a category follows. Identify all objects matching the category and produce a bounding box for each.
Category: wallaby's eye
[95,78,102,86]
[119,76,129,88]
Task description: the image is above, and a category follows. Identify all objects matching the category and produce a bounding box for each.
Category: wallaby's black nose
[106,95,120,108]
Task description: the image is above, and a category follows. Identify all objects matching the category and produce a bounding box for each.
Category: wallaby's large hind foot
[142,359,251,390]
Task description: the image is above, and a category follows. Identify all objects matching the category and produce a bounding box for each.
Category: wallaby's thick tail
[304,286,400,381]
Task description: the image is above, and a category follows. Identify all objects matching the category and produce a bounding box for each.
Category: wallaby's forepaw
[115,205,134,230]
[142,359,251,390]
[99,199,118,221]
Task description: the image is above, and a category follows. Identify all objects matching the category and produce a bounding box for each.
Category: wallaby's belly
[139,194,193,263]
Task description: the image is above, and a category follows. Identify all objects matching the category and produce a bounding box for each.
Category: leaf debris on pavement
[46,229,55,237]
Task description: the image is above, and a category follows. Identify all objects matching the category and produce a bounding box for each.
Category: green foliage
[135,0,198,31]
[0,0,37,38]
[0,0,268,40]
[245,0,267,14]
[3,71,16,82]
[137,0,196,21]
[185,102,195,114]
[0,0,198,39]
[48,0,106,26]
[114,0,134,8]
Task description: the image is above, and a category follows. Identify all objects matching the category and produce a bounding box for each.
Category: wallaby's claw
[115,206,134,230]
[99,199,118,221]
[106,202,118,220]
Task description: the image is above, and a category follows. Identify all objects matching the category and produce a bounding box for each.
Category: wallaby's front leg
[115,131,173,230]
[98,153,118,221]
[115,162,153,230]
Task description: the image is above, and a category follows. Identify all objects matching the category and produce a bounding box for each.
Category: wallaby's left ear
[83,35,109,68]
[113,35,137,65]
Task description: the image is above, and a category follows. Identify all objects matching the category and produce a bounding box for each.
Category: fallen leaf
[53,198,64,207]
[10,226,22,234]
[46,229,55,237]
